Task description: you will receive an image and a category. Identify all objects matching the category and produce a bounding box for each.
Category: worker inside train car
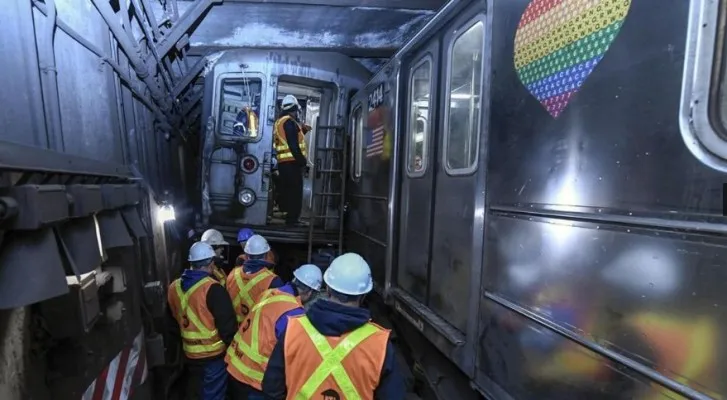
[226,234,285,324]
[273,94,311,227]
[226,264,323,400]
[235,227,276,266]
[201,228,231,284]
[262,253,405,399]
[167,242,237,400]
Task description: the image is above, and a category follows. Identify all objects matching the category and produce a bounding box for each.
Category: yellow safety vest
[168,278,226,359]
[227,267,277,323]
[274,115,308,163]
[283,316,389,399]
[225,290,301,388]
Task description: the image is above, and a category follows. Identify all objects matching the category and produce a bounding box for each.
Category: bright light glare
[158,205,176,222]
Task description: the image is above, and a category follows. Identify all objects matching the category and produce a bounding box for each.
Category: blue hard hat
[237,228,255,243]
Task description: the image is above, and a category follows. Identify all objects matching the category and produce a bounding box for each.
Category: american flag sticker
[366,125,385,158]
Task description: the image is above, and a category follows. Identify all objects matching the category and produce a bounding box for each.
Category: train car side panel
[477,0,727,399]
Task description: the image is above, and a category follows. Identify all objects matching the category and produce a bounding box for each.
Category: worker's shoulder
[366,320,391,335]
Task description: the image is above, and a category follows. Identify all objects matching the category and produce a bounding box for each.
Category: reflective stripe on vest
[274,115,307,163]
[226,291,300,383]
[174,278,225,357]
[295,317,379,399]
[232,268,275,323]
[213,267,226,287]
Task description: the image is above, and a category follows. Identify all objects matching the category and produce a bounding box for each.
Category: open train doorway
[272,77,345,251]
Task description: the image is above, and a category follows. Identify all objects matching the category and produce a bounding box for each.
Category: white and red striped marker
[82,330,148,400]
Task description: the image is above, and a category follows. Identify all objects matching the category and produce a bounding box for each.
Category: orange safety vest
[212,266,227,287]
[274,115,307,163]
[627,313,721,400]
[226,289,302,389]
[167,277,226,359]
[226,266,278,323]
[283,315,390,399]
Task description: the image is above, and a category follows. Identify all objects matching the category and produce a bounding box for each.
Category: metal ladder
[306,119,347,262]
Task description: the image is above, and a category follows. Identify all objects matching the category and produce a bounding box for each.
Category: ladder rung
[317,125,344,130]
[316,147,343,151]
[318,169,342,173]
[313,215,341,219]
[315,192,341,196]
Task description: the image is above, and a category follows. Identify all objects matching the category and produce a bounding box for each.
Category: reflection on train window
[407,58,432,176]
[445,21,484,174]
[350,106,363,180]
[218,78,262,139]
[716,13,727,137]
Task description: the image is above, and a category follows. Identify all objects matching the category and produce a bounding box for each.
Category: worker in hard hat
[273,94,311,227]
[226,264,323,400]
[226,234,285,323]
[234,228,276,266]
[167,242,237,400]
[201,228,230,286]
[261,253,405,399]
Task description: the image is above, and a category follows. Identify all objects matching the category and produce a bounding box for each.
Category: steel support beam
[172,57,207,98]
[150,0,222,63]
[31,1,171,130]
[177,0,445,11]
[187,45,397,59]
[34,0,65,152]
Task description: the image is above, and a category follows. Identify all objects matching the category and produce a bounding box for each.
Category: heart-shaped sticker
[514,0,632,118]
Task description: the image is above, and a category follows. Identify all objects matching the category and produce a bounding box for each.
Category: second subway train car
[347,0,727,399]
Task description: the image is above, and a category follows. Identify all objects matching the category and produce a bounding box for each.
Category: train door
[429,13,487,341]
[397,43,439,304]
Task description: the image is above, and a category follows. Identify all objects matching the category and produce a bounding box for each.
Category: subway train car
[197,49,370,247]
[348,0,727,399]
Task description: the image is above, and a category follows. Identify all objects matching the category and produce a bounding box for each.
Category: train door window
[350,105,363,180]
[406,57,433,177]
[218,77,262,140]
[443,19,484,175]
[681,0,727,171]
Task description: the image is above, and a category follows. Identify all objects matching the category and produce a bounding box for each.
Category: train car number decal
[368,82,385,111]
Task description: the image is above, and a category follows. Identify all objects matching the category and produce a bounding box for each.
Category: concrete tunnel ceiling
[151,0,448,73]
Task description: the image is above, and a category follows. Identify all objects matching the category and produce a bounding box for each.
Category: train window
[444,20,484,175]
[681,0,727,171]
[350,105,363,180]
[218,78,262,139]
[406,58,432,177]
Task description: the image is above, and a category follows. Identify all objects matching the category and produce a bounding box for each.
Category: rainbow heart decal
[514,0,632,118]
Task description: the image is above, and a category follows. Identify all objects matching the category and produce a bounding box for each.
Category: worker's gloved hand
[303,124,312,134]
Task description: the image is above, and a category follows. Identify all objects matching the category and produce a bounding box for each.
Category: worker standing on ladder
[226,264,323,400]
[226,235,285,323]
[261,253,405,399]
[167,242,237,400]
[274,94,311,227]
[201,228,230,286]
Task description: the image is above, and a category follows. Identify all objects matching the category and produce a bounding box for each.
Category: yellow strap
[229,293,299,367]
[233,268,274,318]
[295,317,379,400]
[175,278,221,342]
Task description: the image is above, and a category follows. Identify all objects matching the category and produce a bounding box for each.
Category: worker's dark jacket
[282,117,307,167]
[261,299,405,399]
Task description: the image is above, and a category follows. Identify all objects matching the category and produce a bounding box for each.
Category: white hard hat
[201,229,229,246]
[293,264,323,291]
[188,242,216,262]
[323,253,373,296]
[281,94,299,111]
[244,234,271,256]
